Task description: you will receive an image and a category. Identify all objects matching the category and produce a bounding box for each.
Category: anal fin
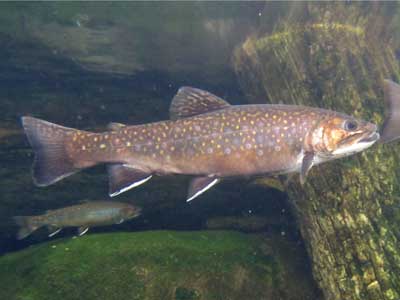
[187,176,220,202]
[78,227,89,236]
[108,164,152,197]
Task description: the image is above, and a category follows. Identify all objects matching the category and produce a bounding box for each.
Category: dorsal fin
[169,87,230,120]
[107,122,126,131]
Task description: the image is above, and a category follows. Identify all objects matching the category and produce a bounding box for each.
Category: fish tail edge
[22,116,82,186]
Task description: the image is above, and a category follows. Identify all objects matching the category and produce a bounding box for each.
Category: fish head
[312,113,379,160]
[121,205,142,220]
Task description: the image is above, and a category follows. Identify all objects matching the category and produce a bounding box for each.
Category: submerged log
[233,2,400,300]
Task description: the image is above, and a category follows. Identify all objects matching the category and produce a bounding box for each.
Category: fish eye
[344,120,358,131]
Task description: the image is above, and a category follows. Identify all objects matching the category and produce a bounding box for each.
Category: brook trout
[13,201,141,239]
[21,80,400,201]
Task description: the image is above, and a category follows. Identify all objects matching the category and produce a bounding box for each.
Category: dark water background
[0,69,297,255]
[0,2,305,256]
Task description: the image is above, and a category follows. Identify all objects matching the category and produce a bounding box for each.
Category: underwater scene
[1,2,400,300]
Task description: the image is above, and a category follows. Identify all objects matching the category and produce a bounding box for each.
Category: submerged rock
[0,230,320,300]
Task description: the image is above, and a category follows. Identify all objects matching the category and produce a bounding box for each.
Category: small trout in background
[21,80,400,201]
[13,201,141,240]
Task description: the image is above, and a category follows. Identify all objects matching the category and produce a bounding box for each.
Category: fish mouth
[333,130,379,157]
[359,132,380,143]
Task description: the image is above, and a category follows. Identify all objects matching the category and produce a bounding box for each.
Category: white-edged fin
[187,177,220,202]
[170,87,230,120]
[380,79,400,143]
[300,152,314,186]
[78,227,89,236]
[48,227,62,238]
[108,164,152,197]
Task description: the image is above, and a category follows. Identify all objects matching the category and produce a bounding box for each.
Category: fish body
[13,201,141,239]
[22,81,400,201]
[63,105,375,177]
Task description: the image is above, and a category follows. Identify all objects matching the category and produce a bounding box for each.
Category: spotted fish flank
[22,81,400,201]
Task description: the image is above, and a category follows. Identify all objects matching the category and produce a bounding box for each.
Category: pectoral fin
[187,176,220,202]
[78,227,89,236]
[108,164,152,197]
[300,152,314,186]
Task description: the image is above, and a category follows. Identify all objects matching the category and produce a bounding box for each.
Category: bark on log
[233,3,400,300]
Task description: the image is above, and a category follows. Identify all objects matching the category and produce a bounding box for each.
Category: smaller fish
[13,201,141,240]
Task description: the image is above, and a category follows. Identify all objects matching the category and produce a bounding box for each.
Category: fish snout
[366,122,378,133]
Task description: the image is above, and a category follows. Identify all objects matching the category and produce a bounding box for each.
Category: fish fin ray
[13,216,42,240]
[300,152,314,186]
[187,177,220,202]
[78,227,89,236]
[169,87,230,120]
[21,116,89,186]
[108,164,152,197]
[107,122,126,131]
[380,79,400,143]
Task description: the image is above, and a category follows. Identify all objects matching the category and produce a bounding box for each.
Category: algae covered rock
[233,2,400,300]
[0,230,320,300]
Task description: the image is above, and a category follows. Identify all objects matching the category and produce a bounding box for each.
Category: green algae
[0,230,319,300]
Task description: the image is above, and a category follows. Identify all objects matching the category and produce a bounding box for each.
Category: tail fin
[21,116,81,186]
[380,80,400,143]
[13,216,43,240]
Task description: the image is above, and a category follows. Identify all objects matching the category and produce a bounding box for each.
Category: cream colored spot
[126,142,131,147]
[93,137,98,142]
[82,145,86,150]
[100,144,106,149]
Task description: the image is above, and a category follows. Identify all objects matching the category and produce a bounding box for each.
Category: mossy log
[233,3,400,300]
